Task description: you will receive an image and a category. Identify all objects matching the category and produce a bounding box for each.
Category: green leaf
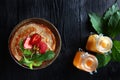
[38,50,55,61]
[89,13,103,34]
[103,3,119,20]
[20,51,55,69]
[33,61,42,66]
[20,57,34,69]
[31,53,42,61]
[23,49,32,56]
[96,53,111,68]
[19,40,24,52]
[111,40,120,62]
[44,51,55,60]
[107,11,120,38]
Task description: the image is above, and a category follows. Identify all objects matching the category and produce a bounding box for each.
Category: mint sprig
[19,40,55,69]
[89,3,120,68]
[89,3,120,39]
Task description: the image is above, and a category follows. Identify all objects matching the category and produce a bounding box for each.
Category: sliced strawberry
[37,41,48,54]
[23,37,32,49]
[30,33,41,45]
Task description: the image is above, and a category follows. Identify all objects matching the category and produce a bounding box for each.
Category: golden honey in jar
[73,50,98,73]
[86,34,113,54]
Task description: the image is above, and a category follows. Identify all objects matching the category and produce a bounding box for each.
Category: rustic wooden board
[0,0,120,80]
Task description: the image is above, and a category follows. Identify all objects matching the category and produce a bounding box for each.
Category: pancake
[9,23,56,61]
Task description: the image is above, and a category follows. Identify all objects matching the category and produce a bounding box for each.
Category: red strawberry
[23,37,32,49]
[30,33,41,45]
[37,41,48,54]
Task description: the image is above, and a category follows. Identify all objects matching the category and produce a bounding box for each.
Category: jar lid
[81,52,98,73]
[96,34,113,53]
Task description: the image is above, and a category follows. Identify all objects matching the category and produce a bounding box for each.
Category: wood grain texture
[0,0,120,80]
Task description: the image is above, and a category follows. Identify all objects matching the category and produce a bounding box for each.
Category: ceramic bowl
[8,18,61,70]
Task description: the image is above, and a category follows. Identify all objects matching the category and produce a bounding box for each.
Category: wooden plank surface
[0,0,120,80]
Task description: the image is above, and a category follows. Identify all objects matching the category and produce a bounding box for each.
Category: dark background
[0,0,120,80]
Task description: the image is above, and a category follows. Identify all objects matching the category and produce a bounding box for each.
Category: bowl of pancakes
[8,18,61,70]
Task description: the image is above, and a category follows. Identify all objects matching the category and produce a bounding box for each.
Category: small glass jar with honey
[86,34,113,54]
[73,49,98,74]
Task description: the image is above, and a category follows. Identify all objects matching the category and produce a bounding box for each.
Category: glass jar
[96,34,113,53]
[86,34,113,54]
[73,49,98,74]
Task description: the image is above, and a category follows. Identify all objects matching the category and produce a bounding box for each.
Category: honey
[73,50,98,73]
[86,59,93,67]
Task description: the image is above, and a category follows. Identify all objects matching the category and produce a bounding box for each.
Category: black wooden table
[1,0,120,80]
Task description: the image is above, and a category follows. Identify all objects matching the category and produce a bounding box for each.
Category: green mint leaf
[111,40,120,62]
[19,40,24,52]
[89,13,103,34]
[96,53,111,68]
[107,11,120,38]
[103,3,119,20]
[31,53,42,61]
[38,50,55,61]
[33,61,42,67]
[28,51,55,67]
[29,63,33,69]
[20,57,34,69]
[23,49,32,56]
[104,54,111,66]
[20,56,43,69]
[43,50,55,60]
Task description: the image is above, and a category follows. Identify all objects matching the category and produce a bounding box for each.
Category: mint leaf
[96,54,111,68]
[44,51,55,60]
[19,40,24,52]
[20,56,43,69]
[31,51,55,67]
[19,40,34,69]
[111,40,120,62]
[38,50,55,61]
[23,49,32,56]
[31,53,42,61]
[20,51,55,69]
[103,3,119,20]
[33,61,42,67]
[89,13,103,34]
[20,57,34,69]
[107,11,120,38]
